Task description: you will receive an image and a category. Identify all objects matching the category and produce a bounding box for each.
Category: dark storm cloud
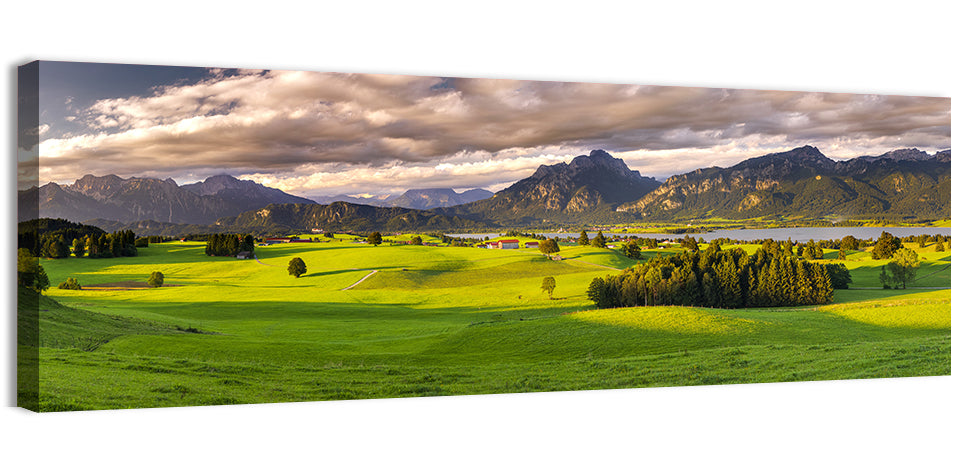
[38,67,950,194]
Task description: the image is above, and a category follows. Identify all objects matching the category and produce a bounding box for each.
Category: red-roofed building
[524,241,539,248]
[497,239,520,249]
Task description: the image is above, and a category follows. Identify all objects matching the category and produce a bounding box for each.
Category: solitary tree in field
[411,236,423,246]
[147,271,164,288]
[541,276,556,299]
[367,232,383,246]
[539,238,560,254]
[288,257,307,278]
[577,231,590,246]
[887,248,919,289]
[935,240,945,252]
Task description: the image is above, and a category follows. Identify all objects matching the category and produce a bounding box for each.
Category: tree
[288,257,307,278]
[539,238,560,254]
[58,277,82,290]
[577,231,590,246]
[72,238,86,257]
[878,266,892,289]
[591,231,607,248]
[934,240,945,252]
[839,235,859,251]
[541,276,556,299]
[871,231,902,259]
[837,248,846,260]
[680,235,699,252]
[887,248,919,289]
[410,236,423,245]
[824,263,852,289]
[147,271,164,288]
[17,248,49,292]
[621,240,642,260]
[367,232,383,246]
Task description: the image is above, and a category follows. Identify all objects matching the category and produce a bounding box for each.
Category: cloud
[37,67,951,194]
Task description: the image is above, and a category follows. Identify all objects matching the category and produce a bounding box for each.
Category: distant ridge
[618,146,950,220]
[20,174,315,224]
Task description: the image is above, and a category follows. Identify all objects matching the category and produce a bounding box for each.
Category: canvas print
[17,61,950,412]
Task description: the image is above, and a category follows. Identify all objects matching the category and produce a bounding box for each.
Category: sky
[28,61,951,198]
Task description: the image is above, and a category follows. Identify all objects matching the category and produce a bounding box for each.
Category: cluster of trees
[577,230,609,248]
[18,218,105,257]
[621,240,642,259]
[17,219,138,260]
[84,230,139,258]
[586,242,836,309]
[205,234,255,256]
[871,232,903,259]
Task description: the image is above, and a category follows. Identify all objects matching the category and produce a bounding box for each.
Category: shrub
[147,271,164,288]
[58,277,82,290]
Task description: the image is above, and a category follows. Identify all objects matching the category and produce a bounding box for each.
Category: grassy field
[31,237,951,411]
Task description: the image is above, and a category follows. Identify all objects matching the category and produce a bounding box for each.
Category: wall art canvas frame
[17,60,951,412]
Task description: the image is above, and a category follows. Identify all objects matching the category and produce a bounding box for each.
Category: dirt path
[341,270,379,291]
[253,253,279,267]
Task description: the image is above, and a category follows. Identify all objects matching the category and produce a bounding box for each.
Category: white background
[1,2,953,469]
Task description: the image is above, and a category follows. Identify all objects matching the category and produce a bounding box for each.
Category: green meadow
[33,238,950,411]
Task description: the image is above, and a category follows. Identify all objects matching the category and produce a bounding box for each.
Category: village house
[497,239,520,249]
[236,251,252,260]
[524,241,539,249]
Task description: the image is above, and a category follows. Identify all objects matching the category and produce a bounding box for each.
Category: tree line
[586,241,837,309]
[205,233,255,257]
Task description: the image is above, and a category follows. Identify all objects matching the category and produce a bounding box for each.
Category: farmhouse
[236,251,251,260]
[497,239,520,249]
[524,241,539,248]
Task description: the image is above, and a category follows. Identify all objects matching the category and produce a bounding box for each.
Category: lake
[448,226,951,243]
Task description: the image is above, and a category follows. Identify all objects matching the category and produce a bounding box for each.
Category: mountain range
[311,188,494,209]
[440,149,660,225]
[618,146,950,221]
[20,146,951,235]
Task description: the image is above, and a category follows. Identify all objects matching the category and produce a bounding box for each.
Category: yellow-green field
[27,237,951,411]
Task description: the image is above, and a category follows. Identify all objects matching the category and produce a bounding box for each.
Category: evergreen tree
[591,231,607,248]
[72,238,85,258]
[934,240,945,252]
[577,231,590,246]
